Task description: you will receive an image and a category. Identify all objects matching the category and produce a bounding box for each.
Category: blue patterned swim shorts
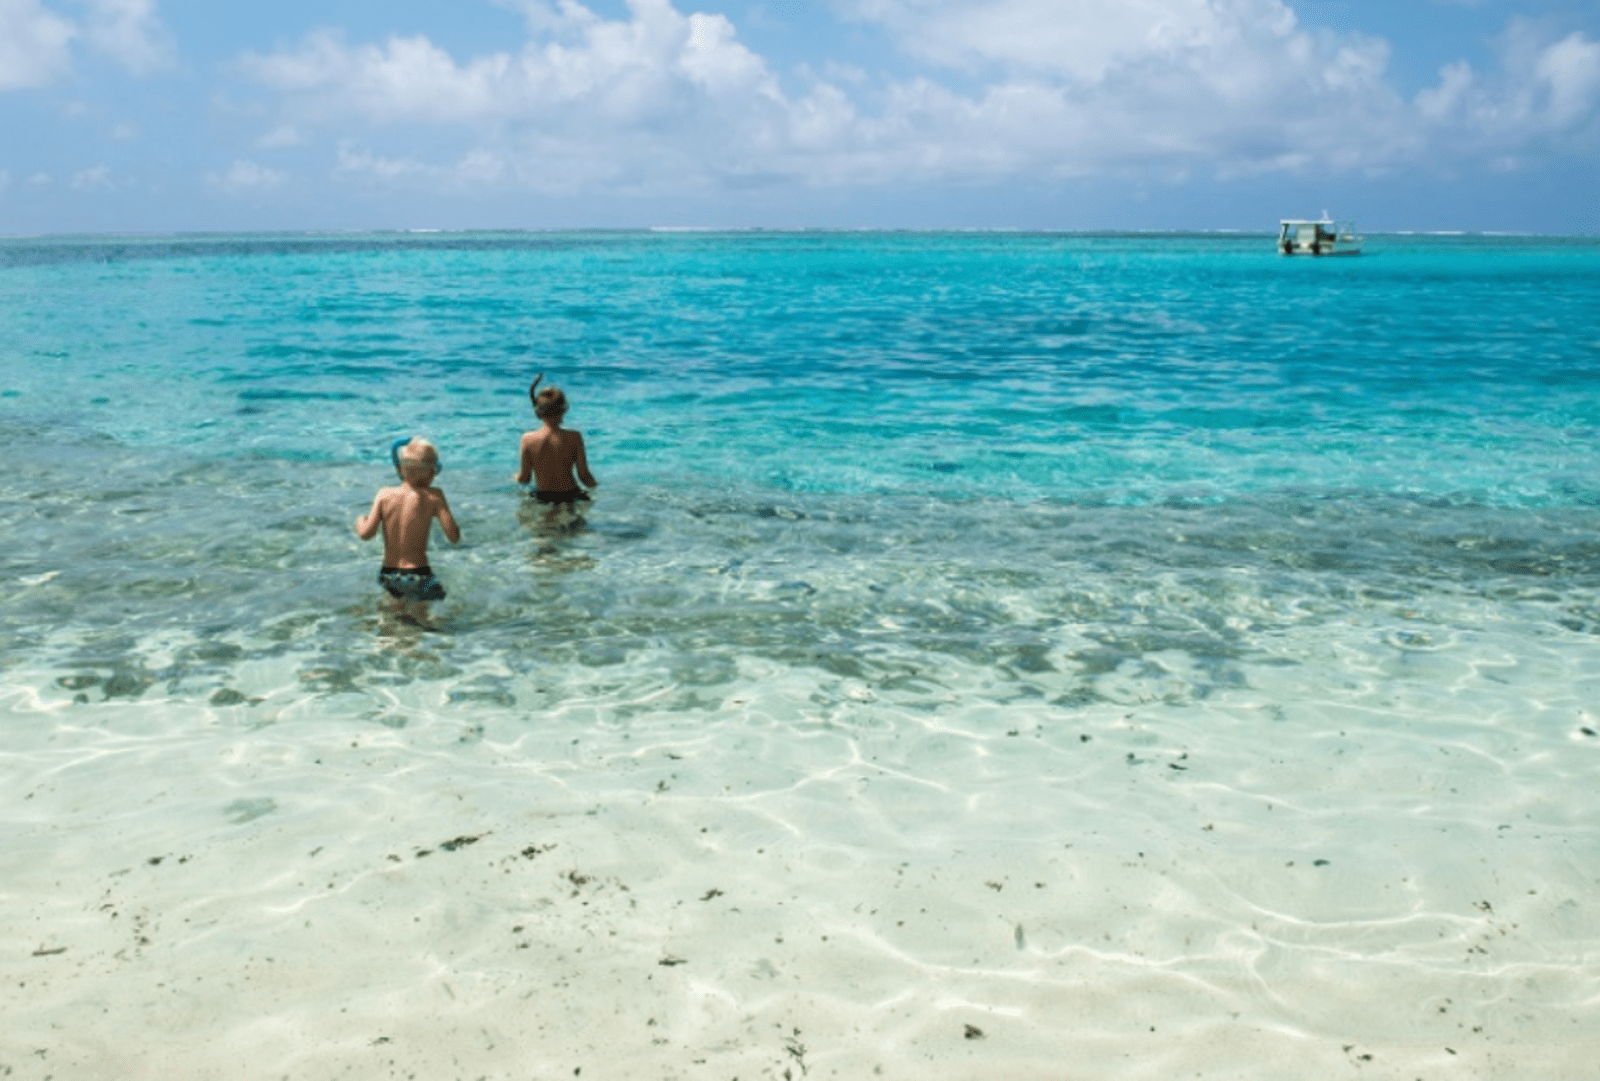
[378,566,446,602]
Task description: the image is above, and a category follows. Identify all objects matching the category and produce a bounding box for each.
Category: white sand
[4,622,1600,1080]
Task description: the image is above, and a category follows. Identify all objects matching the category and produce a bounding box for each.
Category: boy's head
[534,386,568,421]
[397,438,440,482]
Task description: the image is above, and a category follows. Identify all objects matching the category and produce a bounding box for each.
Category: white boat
[1278,216,1361,256]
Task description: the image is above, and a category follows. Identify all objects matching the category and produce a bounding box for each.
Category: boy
[515,374,599,513]
[356,437,461,622]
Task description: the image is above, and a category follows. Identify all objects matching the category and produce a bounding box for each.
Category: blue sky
[1,0,1596,234]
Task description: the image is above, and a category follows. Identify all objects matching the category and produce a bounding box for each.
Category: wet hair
[534,386,568,421]
[397,438,438,479]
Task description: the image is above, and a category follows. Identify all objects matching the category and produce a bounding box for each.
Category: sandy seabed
[4,623,1600,1081]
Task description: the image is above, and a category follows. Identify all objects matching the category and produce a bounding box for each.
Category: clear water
[4,231,1599,1078]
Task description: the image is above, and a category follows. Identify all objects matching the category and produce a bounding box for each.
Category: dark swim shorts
[378,566,446,602]
[535,489,591,505]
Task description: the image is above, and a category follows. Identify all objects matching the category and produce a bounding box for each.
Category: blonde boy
[356,438,461,619]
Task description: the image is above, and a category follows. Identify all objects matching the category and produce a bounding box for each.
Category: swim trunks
[378,566,446,602]
[535,489,590,505]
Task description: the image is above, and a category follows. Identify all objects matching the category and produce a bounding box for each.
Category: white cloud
[456,148,505,184]
[238,0,796,193]
[0,0,168,90]
[847,0,1302,82]
[70,163,112,190]
[492,0,601,36]
[826,0,1419,179]
[1416,61,1473,121]
[1535,31,1600,127]
[245,31,512,124]
[332,138,636,195]
[235,0,1600,199]
[256,124,305,149]
[210,158,288,193]
[1412,20,1599,152]
[841,0,1596,174]
[334,143,428,181]
[82,0,172,74]
[242,0,782,128]
[0,0,76,90]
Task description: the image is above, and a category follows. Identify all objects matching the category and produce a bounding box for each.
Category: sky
[1,0,1597,234]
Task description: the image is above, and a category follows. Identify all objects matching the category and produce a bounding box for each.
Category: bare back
[357,481,460,567]
[517,423,597,493]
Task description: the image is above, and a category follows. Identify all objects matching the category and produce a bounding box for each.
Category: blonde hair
[397,438,438,479]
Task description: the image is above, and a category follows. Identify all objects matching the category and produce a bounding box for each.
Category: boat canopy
[1278,218,1360,255]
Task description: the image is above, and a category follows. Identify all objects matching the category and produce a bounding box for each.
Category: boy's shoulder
[379,481,445,501]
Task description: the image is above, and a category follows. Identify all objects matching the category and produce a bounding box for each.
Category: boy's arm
[573,432,598,489]
[355,492,384,540]
[434,490,462,545]
[514,433,535,485]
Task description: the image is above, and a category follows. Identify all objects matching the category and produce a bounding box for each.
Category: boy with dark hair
[515,373,599,512]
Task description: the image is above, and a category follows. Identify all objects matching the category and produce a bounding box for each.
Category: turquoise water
[5,230,1600,688]
[4,231,1599,1077]
[7,231,1600,504]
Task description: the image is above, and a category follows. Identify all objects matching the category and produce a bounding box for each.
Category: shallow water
[3,231,1599,1078]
